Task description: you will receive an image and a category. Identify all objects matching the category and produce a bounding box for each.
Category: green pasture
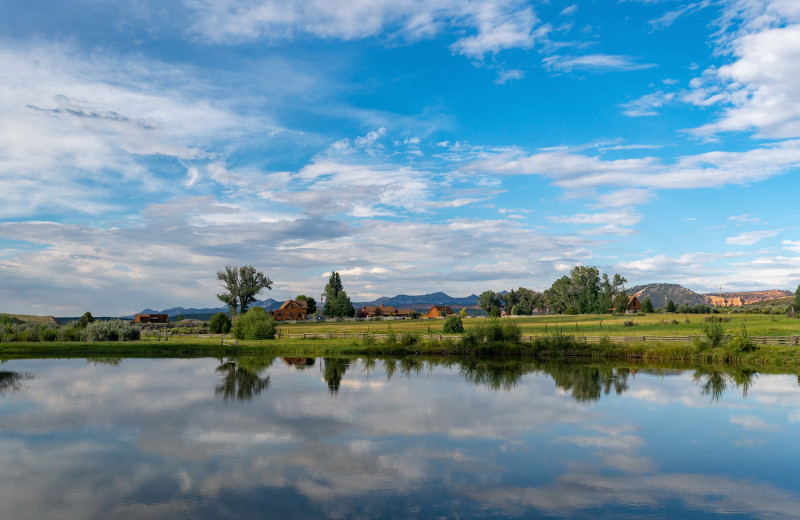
[274,313,800,338]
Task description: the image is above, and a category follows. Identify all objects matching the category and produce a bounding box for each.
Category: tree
[77,311,94,329]
[795,284,800,312]
[666,299,677,313]
[209,312,232,334]
[613,292,629,314]
[323,272,354,318]
[501,290,519,312]
[459,307,467,317]
[477,291,502,316]
[642,297,654,313]
[296,295,317,316]
[216,266,273,317]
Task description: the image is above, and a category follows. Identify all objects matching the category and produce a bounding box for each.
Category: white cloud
[685,3,800,138]
[726,229,781,245]
[0,43,266,219]
[543,54,657,73]
[463,139,800,195]
[494,69,525,84]
[622,91,675,117]
[560,5,578,16]
[187,0,543,61]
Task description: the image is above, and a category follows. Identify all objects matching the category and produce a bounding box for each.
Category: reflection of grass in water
[0,370,34,395]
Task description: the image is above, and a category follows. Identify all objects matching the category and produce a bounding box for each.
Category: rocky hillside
[701,290,793,307]
[627,283,708,309]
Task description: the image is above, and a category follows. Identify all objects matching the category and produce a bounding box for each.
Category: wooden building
[134,313,169,323]
[270,300,308,321]
[608,295,643,314]
[425,305,455,319]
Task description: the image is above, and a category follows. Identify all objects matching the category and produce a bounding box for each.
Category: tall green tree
[477,291,502,316]
[642,297,654,313]
[216,266,273,316]
[666,299,677,313]
[795,284,800,311]
[323,272,354,317]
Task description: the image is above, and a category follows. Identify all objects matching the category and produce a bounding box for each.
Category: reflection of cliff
[702,290,792,307]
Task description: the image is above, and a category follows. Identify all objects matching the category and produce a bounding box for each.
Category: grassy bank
[4,329,800,369]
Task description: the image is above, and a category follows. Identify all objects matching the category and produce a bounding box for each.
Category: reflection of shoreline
[0,370,34,396]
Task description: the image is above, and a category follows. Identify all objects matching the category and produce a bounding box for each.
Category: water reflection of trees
[0,371,33,396]
[692,367,757,401]
[215,357,274,401]
[323,358,349,394]
[544,363,632,401]
[305,356,775,403]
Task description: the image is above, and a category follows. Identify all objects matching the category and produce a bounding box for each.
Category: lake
[1,356,799,519]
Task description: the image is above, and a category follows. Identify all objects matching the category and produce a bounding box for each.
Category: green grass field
[273,313,800,338]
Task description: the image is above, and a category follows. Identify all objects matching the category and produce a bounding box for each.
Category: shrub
[209,312,232,334]
[82,320,140,342]
[701,317,725,349]
[384,326,397,346]
[671,319,679,325]
[232,307,277,340]
[443,315,464,334]
[565,306,579,315]
[399,332,419,347]
[501,320,522,344]
[623,320,636,327]
[729,325,755,353]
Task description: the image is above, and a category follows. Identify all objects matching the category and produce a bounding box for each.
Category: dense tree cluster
[323,272,355,318]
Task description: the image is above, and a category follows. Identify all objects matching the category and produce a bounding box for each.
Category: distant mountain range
[133,292,480,318]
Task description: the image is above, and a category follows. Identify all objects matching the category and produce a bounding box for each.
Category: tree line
[478,266,632,316]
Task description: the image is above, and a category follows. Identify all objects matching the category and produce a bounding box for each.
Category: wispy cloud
[726,230,781,246]
[543,54,657,73]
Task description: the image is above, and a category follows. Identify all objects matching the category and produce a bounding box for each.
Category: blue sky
[2,0,800,316]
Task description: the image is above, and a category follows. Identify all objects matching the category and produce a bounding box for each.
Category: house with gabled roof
[425,305,455,319]
[270,299,308,321]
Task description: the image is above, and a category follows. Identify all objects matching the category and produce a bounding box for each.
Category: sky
[2,0,800,316]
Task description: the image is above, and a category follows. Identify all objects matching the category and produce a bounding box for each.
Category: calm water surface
[1,356,799,519]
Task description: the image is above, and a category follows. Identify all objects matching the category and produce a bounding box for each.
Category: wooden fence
[287,332,800,346]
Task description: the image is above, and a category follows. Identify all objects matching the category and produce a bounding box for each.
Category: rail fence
[287,333,800,345]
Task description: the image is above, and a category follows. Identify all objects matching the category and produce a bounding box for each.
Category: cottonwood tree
[216,266,273,317]
[477,290,502,316]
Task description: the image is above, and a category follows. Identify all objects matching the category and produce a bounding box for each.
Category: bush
[501,320,522,344]
[729,325,755,353]
[82,320,140,342]
[565,306,579,315]
[209,312,232,334]
[233,307,277,340]
[443,315,464,333]
[623,320,636,327]
[399,332,420,347]
[701,317,725,349]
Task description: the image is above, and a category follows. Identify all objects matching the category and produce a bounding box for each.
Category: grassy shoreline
[3,333,800,370]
